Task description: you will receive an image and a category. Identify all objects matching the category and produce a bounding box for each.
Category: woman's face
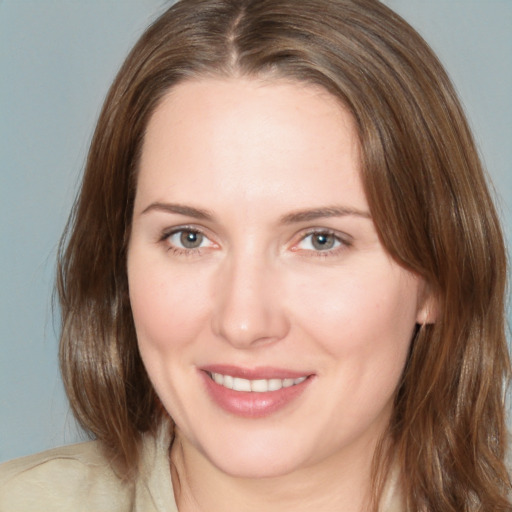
[128,78,431,479]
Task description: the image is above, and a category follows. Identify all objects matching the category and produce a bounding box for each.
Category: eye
[164,228,215,252]
[304,232,339,251]
[294,230,349,254]
[175,230,205,249]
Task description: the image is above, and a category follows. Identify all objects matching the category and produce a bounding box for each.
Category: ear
[416,283,438,325]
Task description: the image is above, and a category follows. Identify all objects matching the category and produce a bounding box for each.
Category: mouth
[200,366,313,418]
[207,372,308,392]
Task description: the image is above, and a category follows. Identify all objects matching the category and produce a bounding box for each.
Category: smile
[208,372,307,392]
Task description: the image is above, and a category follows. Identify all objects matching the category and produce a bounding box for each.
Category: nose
[211,252,290,349]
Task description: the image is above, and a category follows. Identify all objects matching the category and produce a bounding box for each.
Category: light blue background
[1,1,511,462]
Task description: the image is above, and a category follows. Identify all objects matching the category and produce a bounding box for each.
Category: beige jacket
[0,426,403,512]
[0,426,177,512]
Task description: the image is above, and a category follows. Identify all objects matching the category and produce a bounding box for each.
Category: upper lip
[200,364,312,380]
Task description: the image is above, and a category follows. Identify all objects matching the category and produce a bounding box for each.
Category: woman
[1,0,510,510]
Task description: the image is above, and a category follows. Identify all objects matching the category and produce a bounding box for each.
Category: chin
[212,451,306,480]
[191,424,318,479]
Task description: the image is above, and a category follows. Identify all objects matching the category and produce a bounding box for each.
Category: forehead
[136,77,366,215]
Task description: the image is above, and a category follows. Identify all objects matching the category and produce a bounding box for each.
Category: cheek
[128,258,212,355]
[287,263,419,367]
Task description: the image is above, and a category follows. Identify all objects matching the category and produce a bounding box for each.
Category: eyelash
[159,226,214,257]
[159,227,351,258]
[292,229,352,258]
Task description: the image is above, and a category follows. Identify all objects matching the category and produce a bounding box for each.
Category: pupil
[312,233,334,250]
[180,231,203,248]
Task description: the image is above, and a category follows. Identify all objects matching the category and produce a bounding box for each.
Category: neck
[170,431,385,512]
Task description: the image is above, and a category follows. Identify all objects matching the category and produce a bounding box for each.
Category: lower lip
[201,372,312,418]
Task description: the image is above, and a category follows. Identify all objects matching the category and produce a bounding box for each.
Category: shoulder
[0,441,132,512]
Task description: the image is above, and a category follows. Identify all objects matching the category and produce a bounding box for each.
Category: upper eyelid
[160,224,209,239]
[295,227,352,243]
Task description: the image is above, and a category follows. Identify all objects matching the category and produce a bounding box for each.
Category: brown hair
[58,0,511,509]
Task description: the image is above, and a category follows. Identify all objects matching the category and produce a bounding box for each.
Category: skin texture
[127,78,433,511]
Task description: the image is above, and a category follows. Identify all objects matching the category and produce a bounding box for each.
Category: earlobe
[416,285,438,325]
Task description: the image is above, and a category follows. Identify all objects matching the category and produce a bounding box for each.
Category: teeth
[223,375,234,389]
[209,373,307,392]
[268,378,283,391]
[250,379,268,392]
[233,377,251,392]
[283,378,295,388]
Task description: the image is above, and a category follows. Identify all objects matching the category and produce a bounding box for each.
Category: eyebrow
[279,206,371,224]
[141,202,371,224]
[141,202,214,221]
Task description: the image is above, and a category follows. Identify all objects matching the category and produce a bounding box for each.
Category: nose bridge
[212,245,288,348]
